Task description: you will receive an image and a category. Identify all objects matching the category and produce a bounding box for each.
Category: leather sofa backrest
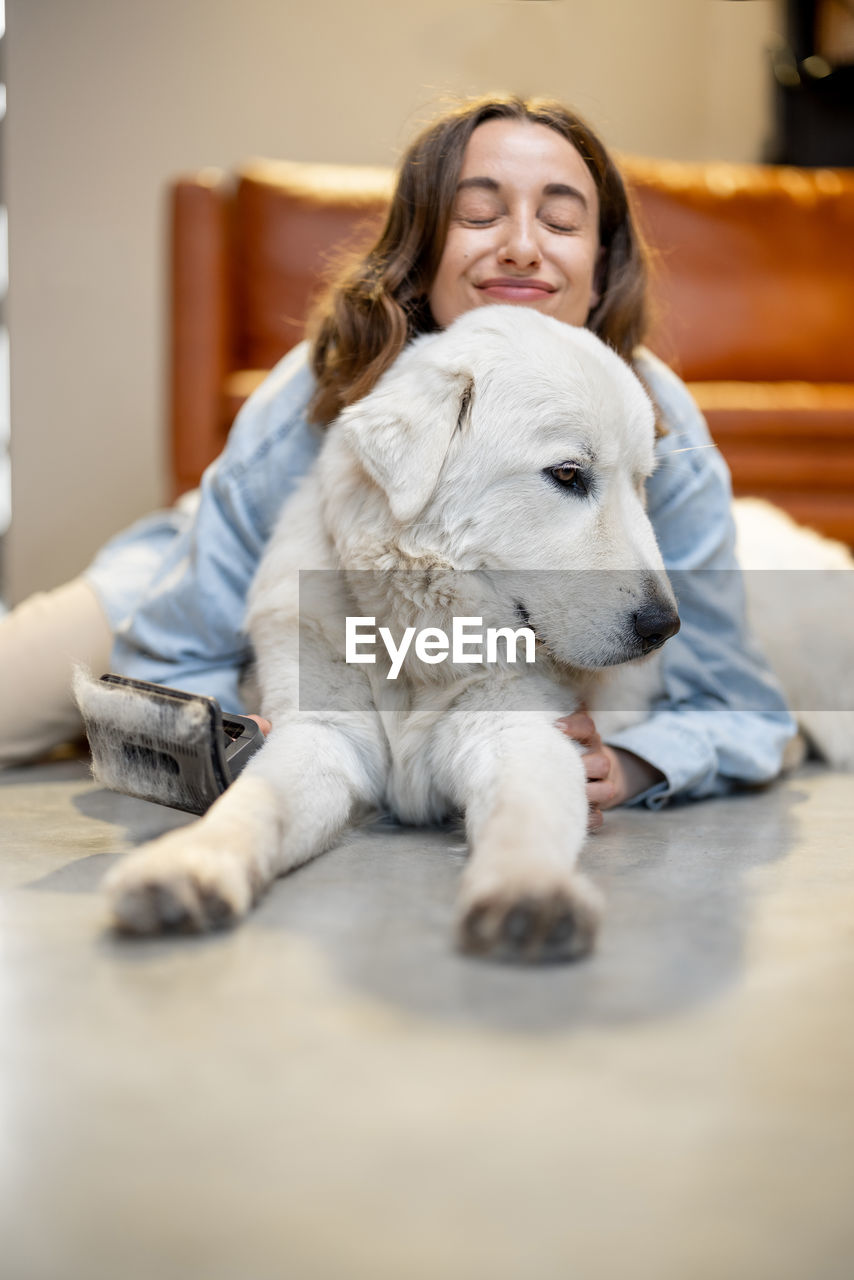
[622,157,854,383]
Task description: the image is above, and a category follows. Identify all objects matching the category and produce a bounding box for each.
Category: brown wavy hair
[308,95,648,425]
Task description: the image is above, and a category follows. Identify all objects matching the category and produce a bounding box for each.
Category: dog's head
[332,306,680,670]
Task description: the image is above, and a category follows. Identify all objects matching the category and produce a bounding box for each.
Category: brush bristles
[72,668,218,812]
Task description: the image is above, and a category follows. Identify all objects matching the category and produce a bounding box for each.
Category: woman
[0,95,796,820]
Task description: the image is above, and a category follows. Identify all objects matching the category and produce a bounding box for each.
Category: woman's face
[428,119,602,331]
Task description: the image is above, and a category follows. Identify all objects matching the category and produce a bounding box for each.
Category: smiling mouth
[477,279,556,295]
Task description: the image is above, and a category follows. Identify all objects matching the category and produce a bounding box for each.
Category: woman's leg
[0,577,113,767]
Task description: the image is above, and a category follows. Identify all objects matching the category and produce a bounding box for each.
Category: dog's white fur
[102,308,683,959]
[100,306,852,960]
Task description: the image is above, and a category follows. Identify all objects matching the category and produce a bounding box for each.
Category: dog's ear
[338,358,474,525]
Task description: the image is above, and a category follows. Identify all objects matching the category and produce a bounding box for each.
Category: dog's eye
[546,463,589,495]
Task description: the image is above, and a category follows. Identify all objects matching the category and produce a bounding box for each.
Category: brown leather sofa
[169,155,854,544]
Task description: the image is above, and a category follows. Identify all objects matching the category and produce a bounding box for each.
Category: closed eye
[544,463,591,496]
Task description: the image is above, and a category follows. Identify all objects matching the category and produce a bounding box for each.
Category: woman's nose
[498,214,541,268]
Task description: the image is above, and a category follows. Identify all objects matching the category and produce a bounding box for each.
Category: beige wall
[4,0,780,602]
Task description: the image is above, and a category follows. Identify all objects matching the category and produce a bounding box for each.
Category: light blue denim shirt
[87,340,796,808]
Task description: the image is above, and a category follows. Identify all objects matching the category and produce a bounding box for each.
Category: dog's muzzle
[633,601,681,654]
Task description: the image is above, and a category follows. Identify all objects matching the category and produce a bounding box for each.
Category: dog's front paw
[104,834,259,936]
[456,871,603,964]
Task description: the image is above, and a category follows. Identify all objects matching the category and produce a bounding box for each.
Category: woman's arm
[108,345,322,712]
[577,351,797,809]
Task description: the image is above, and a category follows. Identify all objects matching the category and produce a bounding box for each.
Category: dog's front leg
[104,714,387,936]
[437,712,602,963]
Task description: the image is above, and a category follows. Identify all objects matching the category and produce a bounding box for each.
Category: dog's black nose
[633,602,681,653]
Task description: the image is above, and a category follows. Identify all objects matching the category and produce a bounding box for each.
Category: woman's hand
[247,714,272,736]
[556,709,665,830]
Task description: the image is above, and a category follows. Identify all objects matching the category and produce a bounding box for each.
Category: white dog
[99,307,682,961]
[97,306,852,960]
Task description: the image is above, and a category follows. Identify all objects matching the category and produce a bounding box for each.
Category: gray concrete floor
[1,755,853,1280]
